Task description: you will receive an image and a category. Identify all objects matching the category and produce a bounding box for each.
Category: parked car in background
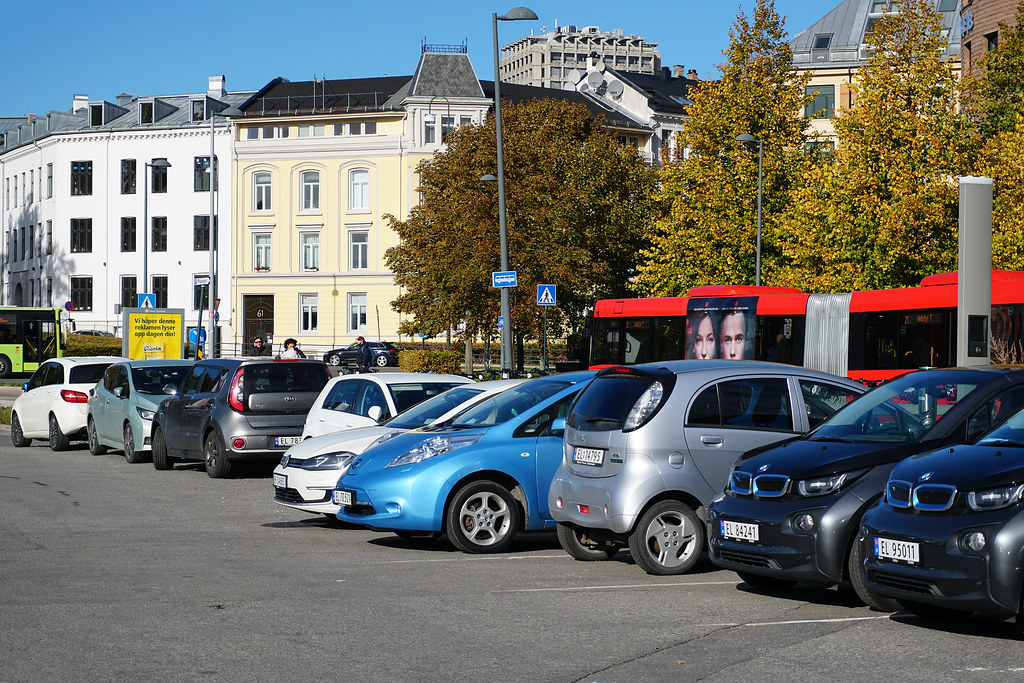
[11,356,126,451]
[302,372,473,439]
[274,379,525,518]
[323,341,399,368]
[858,404,1024,622]
[334,371,595,552]
[707,367,1024,607]
[150,358,331,478]
[73,330,115,337]
[549,361,866,575]
[87,359,193,463]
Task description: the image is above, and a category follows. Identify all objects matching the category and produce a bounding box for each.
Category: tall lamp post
[207,105,243,358]
[736,133,763,287]
[142,157,172,297]
[491,6,537,374]
[423,95,451,144]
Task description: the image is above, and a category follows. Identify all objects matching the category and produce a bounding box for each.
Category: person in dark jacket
[355,336,372,371]
[251,335,273,356]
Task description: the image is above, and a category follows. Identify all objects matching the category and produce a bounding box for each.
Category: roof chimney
[673,65,685,79]
[208,75,226,99]
[116,92,133,107]
[73,94,88,113]
[687,69,699,81]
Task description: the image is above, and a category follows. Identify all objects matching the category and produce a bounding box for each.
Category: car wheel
[204,432,232,478]
[556,523,619,561]
[627,500,704,576]
[737,572,798,591]
[375,354,389,367]
[445,480,520,554]
[10,412,30,447]
[848,536,901,611]
[897,599,970,620]
[48,414,70,452]
[0,354,11,379]
[87,418,107,455]
[123,423,145,464]
[326,353,342,366]
[151,427,175,470]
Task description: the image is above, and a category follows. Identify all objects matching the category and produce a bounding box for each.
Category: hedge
[397,349,465,374]
[66,335,124,357]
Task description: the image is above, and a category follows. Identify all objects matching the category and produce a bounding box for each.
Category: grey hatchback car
[548,361,866,575]
[150,358,331,478]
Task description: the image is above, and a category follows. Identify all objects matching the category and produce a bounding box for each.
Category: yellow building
[228,47,492,356]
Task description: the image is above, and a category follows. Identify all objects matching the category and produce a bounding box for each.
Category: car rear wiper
[584,416,619,425]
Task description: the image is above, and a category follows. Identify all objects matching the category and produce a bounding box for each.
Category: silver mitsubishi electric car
[548,361,866,575]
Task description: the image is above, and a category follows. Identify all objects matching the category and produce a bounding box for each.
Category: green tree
[634,0,810,296]
[966,2,1024,138]
[385,98,658,357]
[774,0,976,292]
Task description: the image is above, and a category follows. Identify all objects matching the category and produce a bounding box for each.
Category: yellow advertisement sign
[122,308,185,360]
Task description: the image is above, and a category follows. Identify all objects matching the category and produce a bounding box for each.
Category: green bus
[0,307,64,377]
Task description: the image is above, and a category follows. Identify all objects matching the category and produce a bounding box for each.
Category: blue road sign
[213,311,220,324]
[537,284,556,306]
[188,328,207,344]
[492,271,518,288]
[137,293,156,309]
[498,316,504,330]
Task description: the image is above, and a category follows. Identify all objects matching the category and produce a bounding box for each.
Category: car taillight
[228,368,245,411]
[60,390,89,404]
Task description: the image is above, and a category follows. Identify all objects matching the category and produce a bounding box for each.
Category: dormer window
[812,34,833,61]
[140,102,154,124]
[191,99,206,122]
[90,105,103,126]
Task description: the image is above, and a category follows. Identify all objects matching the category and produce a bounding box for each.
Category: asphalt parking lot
[2,439,1023,682]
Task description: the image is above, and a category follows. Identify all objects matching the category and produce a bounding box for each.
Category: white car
[301,372,473,439]
[11,356,127,451]
[274,379,525,517]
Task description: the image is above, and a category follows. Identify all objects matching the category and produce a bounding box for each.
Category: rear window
[387,382,471,415]
[69,363,112,385]
[567,375,655,432]
[243,363,329,394]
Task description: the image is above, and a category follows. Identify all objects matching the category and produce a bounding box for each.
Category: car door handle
[700,435,724,445]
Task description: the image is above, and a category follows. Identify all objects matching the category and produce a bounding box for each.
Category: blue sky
[5,1,825,115]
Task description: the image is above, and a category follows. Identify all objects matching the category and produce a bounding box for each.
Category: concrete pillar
[957,177,993,367]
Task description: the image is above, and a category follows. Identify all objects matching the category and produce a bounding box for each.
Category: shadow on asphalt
[888,611,1022,641]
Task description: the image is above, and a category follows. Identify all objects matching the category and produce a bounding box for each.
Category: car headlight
[386,433,483,468]
[296,451,357,471]
[966,483,1024,511]
[136,407,156,420]
[796,469,867,497]
[623,381,664,432]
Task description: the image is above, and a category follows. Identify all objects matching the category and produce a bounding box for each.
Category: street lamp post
[492,6,537,375]
[423,95,451,144]
[736,133,763,287]
[142,157,172,298]
[207,105,243,358]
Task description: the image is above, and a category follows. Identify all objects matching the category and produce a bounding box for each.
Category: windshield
[810,370,989,444]
[451,380,572,429]
[978,405,1024,447]
[386,385,484,429]
[131,365,191,395]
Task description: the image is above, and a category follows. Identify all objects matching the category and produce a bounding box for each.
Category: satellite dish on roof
[566,69,582,84]
[607,80,624,99]
[579,82,590,93]
[587,71,604,89]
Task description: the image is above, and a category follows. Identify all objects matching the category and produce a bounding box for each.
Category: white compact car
[274,379,524,517]
[301,372,473,439]
[11,356,127,451]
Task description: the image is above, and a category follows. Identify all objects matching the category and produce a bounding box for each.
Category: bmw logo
[758,463,771,473]
[919,471,934,482]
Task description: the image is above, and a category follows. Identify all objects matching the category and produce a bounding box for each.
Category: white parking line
[369,553,569,564]
[495,580,741,593]
[707,615,891,627]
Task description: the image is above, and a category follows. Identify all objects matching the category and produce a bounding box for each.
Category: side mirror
[368,405,383,422]
[113,386,124,398]
[163,384,178,396]
[21,382,28,392]
[550,417,566,437]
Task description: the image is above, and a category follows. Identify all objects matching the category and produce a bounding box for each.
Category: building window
[154,276,168,308]
[121,276,137,311]
[441,116,455,142]
[300,294,318,332]
[297,124,326,138]
[364,121,377,134]
[26,224,33,259]
[71,277,93,311]
[246,127,259,140]
[121,159,136,194]
[46,163,53,198]
[301,171,320,210]
[986,31,999,52]
[262,125,275,139]
[140,102,153,124]
[151,163,168,193]
[350,231,368,270]
[191,100,206,122]
[460,115,473,127]
[193,275,210,310]
[194,156,211,192]
[45,220,52,254]
[20,227,26,260]
[46,278,52,306]
[70,218,92,253]
[254,234,272,271]
[194,215,217,250]
[349,169,369,211]
[349,293,367,332]
[152,216,167,252]
[121,217,137,252]
[254,172,272,211]
[424,118,436,144]
[71,161,93,196]
[28,170,33,203]
[276,125,289,138]
[301,232,320,271]
[805,85,835,119]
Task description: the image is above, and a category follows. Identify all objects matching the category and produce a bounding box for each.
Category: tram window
[860,311,900,370]
[858,309,954,370]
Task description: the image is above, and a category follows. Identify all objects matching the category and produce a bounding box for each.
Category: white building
[0,76,251,344]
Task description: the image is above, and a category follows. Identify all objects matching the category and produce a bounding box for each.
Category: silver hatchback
[548,361,866,575]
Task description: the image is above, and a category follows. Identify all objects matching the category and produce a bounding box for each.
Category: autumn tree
[633,0,810,296]
[385,98,658,360]
[774,0,976,292]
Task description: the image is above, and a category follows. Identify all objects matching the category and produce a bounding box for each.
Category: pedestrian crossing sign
[137,293,156,309]
[537,284,556,306]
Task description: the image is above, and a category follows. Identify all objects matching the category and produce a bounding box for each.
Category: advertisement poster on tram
[121,309,185,360]
[685,297,758,361]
